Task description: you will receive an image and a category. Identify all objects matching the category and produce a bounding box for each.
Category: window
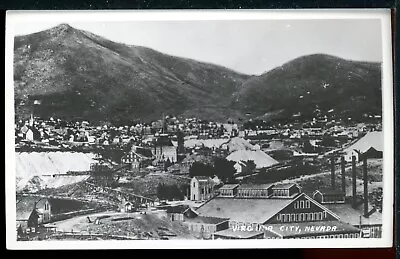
[305,200,311,208]
[193,182,196,188]
[310,213,314,221]
[300,200,305,209]
[344,234,348,238]
[300,213,305,222]
[319,212,323,220]
[294,201,299,209]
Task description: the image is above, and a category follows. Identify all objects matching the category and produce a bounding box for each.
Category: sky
[13,19,382,75]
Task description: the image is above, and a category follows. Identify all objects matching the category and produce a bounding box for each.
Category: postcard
[5,9,394,249]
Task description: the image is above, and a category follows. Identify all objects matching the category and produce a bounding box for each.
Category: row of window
[293,200,311,209]
[273,189,290,197]
[237,189,269,197]
[295,233,360,239]
[277,211,327,222]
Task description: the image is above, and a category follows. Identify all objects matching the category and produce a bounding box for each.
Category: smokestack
[341,156,346,194]
[352,156,357,208]
[330,157,335,190]
[363,157,369,218]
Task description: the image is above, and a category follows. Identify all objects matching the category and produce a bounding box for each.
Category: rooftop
[196,195,299,224]
[185,216,229,225]
[272,183,298,190]
[238,183,275,190]
[219,184,240,190]
[314,189,346,196]
[324,203,382,226]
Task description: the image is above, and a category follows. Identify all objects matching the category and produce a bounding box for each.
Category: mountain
[14,24,382,125]
[231,54,382,121]
[13,24,250,124]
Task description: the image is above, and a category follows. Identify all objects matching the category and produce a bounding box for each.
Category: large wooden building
[192,183,361,239]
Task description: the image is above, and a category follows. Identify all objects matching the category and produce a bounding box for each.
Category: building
[121,146,153,172]
[153,134,177,163]
[313,189,346,204]
[184,216,229,238]
[190,176,216,201]
[16,196,52,234]
[166,205,198,222]
[218,184,240,197]
[195,183,362,239]
[343,131,383,162]
[226,149,279,169]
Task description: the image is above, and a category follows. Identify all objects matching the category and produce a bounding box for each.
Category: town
[15,109,383,241]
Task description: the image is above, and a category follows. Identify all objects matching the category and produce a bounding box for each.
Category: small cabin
[313,189,346,204]
[218,184,240,197]
[271,183,301,198]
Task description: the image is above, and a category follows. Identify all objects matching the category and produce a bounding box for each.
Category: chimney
[352,156,357,208]
[341,156,346,194]
[363,157,369,218]
[330,157,335,190]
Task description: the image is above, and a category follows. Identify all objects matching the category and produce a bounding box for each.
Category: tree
[246,160,256,174]
[176,130,185,154]
[214,157,236,183]
[157,183,167,200]
[189,162,214,177]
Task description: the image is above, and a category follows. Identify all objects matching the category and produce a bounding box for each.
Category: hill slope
[14,24,250,124]
[232,54,382,121]
[14,24,382,124]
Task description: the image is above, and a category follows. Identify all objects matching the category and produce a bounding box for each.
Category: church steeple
[29,113,34,127]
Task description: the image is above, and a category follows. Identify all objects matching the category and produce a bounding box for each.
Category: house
[190,176,216,201]
[16,195,52,234]
[343,131,383,162]
[121,146,153,172]
[271,183,302,198]
[184,216,229,238]
[313,189,346,204]
[218,184,240,197]
[166,205,198,221]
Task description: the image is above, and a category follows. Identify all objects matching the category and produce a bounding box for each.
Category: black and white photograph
[5,10,394,249]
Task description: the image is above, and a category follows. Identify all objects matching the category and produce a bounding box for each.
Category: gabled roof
[226,150,278,169]
[196,193,340,224]
[324,203,382,226]
[16,196,42,220]
[196,196,295,223]
[184,216,229,225]
[193,176,213,182]
[272,183,299,190]
[238,183,275,190]
[219,184,240,190]
[313,189,345,196]
[344,131,383,154]
[166,205,189,214]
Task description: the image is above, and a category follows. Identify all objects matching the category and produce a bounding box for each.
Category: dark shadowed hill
[14,24,382,125]
[14,24,250,124]
[231,54,382,121]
